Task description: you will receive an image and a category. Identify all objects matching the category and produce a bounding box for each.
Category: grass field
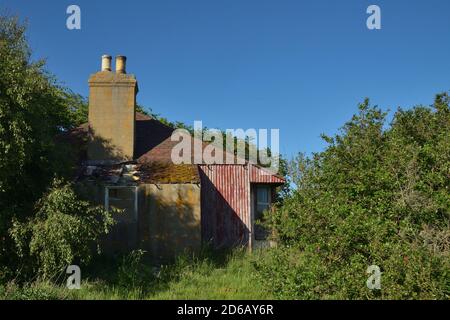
[0,249,273,300]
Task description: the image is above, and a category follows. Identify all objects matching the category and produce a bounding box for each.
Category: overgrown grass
[0,248,273,300]
[149,249,271,300]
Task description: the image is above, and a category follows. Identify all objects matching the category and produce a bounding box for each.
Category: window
[256,186,271,220]
[108,188,119,200]
[104,186,138,222]
[254,185,271,240]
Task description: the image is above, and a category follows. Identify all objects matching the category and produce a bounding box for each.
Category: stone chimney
[87,55,138,162]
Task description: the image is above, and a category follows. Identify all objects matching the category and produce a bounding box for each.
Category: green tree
[0,15,91,274]
[257,95,450,299]
[63,91,89,127]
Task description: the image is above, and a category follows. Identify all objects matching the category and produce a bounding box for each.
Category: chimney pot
[116,55,127,74]
[101,55,112,72]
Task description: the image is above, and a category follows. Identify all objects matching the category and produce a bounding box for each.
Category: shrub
[10,179,115,280]
[257,94,450,299]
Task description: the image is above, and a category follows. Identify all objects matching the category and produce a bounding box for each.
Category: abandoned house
[68,55,285,262]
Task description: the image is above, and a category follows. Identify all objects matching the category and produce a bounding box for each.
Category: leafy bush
[10,179,115,280]
[256,94,450,299]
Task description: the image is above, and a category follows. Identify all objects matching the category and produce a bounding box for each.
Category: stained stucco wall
[78,182,201,262]
[138,184,201,262]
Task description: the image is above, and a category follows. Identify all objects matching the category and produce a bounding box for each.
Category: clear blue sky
[3,0,450,159]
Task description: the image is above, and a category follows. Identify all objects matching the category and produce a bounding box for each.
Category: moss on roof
[136,162,200,184]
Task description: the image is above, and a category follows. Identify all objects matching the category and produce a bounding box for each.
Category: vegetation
[0,14,85,270]
[10,179,115,279]
[0,13,448,300]
[0,249,271,300]
[256,97,450,299]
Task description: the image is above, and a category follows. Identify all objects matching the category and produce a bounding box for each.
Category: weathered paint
[79,181,201,262]
[250,164,285,184]
[78,162,285,258]
[199,164,252,249]
[138,183,201,263]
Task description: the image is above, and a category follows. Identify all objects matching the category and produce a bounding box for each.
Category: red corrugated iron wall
[199,164,251,248]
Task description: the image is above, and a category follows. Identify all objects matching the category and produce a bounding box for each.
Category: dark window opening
[104,186,139,250]
[105,186,138,222]
[254,185,271,240]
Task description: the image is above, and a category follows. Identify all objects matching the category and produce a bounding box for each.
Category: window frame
[255,185,272,220]
[104,186,138,221]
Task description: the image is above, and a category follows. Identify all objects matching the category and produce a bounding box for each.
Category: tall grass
[149,249,271,300]
[0,248,273,300]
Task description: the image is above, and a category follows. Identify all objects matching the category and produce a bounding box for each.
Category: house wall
[138,183,201,263]
[79,164,282,259]
[199,165,252,249]
[78,182,201,262]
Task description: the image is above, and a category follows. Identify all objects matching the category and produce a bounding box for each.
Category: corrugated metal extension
[199,164,285,249]
[199,164,251,249]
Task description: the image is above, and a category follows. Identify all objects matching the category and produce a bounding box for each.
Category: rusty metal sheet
[199,165,251,248]
[250,164,285,184]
